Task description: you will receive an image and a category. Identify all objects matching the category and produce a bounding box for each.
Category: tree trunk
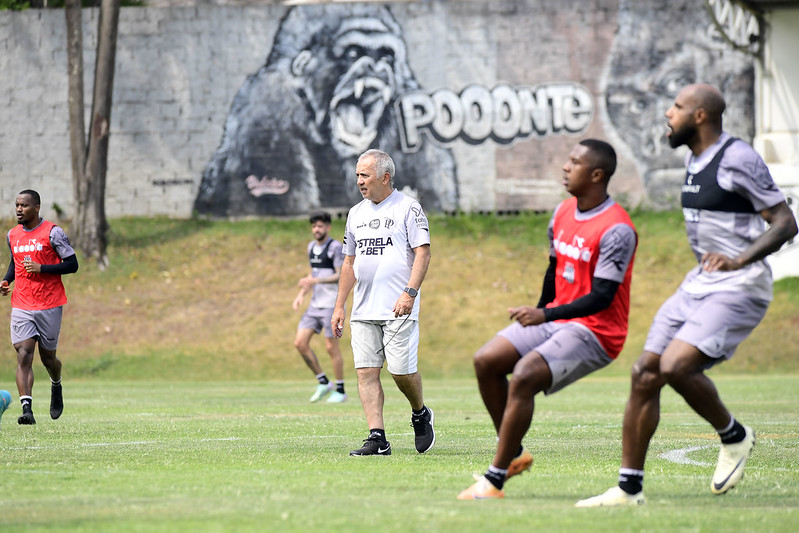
[65,0,120,270]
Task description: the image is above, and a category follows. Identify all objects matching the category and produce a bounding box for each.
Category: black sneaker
[349,434,392,456]
[411,406,435,453]
[50,383,63,420]
[18,409,36,425]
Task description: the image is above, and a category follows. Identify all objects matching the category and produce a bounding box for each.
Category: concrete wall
[0,0,759,219]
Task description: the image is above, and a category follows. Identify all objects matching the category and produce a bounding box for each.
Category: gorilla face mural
[195,4,458,217]
[602,0,755,207]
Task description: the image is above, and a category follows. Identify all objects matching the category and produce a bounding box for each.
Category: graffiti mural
[192,0,757,217]
[194,4,459,217]
[602,0,755,206]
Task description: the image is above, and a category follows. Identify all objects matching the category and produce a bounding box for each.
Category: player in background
[458,139,637,499]
[332,149,435,456]
[577,84,797,507]
[292,211,347,403]
[1,190,79,425]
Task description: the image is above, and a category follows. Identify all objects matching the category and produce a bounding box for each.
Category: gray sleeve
[593,223,637,283]
[49,226,77,260]
[720,142,786,212]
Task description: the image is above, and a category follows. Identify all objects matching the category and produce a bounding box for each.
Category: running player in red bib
[1,190,79,425]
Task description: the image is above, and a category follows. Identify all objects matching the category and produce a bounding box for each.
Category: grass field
[0,212,798,531]
[1,376,797,532]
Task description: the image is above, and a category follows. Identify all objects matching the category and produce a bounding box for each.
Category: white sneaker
[309,382,333,402]
[575,486,645,508]
[711,425,755,494]
[326,391,348,403]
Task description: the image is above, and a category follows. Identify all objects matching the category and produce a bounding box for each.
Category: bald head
[682,83,726,126]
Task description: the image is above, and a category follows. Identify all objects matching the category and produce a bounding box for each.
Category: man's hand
[701,252,741,273]
[0,280,9,296]
[331,307,345,338]
[22,258,42,274]
[297,275,317,290]
[508,306,545,326]
[392,292,414,318]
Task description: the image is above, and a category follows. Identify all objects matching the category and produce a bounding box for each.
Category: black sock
[336,381,345,394]
[412,406,426,416]
[20,397,32,413]
[485,466,506,490]
[316,373,329,385]
[369,428,386,442]
[719,418,746,444]
[618,468,644,494]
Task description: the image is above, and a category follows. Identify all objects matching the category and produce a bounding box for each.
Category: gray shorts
[351,318,419,375]
[645,289,768,363]
[10,306,63,350]
[498,321,612,395]
[298,306,336,338]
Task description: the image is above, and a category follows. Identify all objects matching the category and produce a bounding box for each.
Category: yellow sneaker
[506,449,534,480]
[457,476,505,500]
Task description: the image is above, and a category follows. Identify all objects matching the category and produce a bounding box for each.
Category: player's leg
[35,307,64,420]
[464,324,611,500]
[38,347,63,419]
[575,351,663,507]
[663,292,765,494]
[294,327,324,374]
[349,321,391,456]
[14,338,37,424]
[621,351,666,471]
[349,366,390,455]
[493,351,550,469]
[384,318,434,453]
[295,319,333,402]
[321,310,347,402]
[660,340,730,428]
[472,336,522,434]
[660,339,755,494]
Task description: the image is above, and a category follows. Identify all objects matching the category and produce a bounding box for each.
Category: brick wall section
[1,6,284,219]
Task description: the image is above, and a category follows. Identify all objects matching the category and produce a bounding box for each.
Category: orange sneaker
[457,476,505,500]
[506,449,534,480]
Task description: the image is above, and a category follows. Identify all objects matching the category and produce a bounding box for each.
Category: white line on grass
[24,437,241,450]
[659,445,713,466]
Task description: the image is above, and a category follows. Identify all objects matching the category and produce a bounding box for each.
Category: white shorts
[645,289,768,364]
[351,318,419,375]
[10,306,63,350]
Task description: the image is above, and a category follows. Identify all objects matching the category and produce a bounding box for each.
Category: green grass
[1,376,797,532]
[0,212,798,530]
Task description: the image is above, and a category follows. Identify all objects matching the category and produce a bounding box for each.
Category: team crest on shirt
[563,263,576,284]
[369,219,380,229]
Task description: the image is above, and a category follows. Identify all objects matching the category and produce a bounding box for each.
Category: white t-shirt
[343,190,430,321]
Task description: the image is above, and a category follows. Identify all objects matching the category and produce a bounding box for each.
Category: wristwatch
[403,287,418,298]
